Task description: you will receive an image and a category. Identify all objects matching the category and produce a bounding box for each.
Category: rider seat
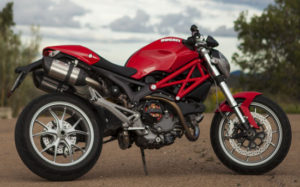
[93,55,137,77]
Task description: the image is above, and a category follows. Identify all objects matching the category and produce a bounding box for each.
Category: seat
[93,55,137,77]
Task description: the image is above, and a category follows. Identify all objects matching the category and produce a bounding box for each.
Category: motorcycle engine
[135,100,183,149]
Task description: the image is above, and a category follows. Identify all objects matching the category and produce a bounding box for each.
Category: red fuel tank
[126,37,199,79]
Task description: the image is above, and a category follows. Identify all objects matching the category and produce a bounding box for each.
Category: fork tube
[219,82,246,124]
[200,48,247,125]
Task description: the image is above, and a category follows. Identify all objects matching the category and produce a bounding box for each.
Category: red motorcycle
[10,25,291,181]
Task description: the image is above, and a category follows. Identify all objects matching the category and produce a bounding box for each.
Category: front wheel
[15,94,103,181]
[210,95,291,174]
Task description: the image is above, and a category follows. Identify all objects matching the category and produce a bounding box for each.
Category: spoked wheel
[15,94,102,181]
[210,95,291,174]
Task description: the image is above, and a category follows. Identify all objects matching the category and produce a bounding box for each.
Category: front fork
[218,82,249,129]
[200,48,249,129]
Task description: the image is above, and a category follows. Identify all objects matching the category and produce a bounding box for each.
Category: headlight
[211,50,231,79]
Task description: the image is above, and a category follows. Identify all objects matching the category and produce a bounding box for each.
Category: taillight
[43,49,53,57]
[43,50,60,57]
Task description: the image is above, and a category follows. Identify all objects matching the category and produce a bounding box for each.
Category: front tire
[210,95,291,174]
[15,94,103,181]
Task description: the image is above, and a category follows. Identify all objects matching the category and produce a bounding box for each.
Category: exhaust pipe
[43,57,100,88]
[33,70,71,93]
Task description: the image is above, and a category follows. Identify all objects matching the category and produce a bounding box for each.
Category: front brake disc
[228,112,272,157]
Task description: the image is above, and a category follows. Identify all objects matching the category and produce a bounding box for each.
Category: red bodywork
[42,40,209,100]
[216,92,262,128]
[43,45,100,65]
[126,37,199,79]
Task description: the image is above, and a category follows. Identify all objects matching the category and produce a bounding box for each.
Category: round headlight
[211,50,231,78]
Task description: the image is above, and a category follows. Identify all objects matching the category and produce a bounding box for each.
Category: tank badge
[161,38,180,43]
[88,53,93,58]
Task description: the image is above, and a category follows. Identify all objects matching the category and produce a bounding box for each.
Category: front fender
[215,91,262,128]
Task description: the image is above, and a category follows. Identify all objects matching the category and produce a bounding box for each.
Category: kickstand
[140,148,148,176]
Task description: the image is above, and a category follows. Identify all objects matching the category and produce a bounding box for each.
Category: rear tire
[210,95,291,174]
[15,93,103,181]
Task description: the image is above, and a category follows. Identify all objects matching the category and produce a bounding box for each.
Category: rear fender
[8,59,43,97]
[215,91,262,129]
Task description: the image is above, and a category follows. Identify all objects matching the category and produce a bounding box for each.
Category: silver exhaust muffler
[43,57,100,88]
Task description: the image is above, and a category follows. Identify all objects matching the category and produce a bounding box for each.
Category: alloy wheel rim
[29,101,94,166]
[218,102,283,166]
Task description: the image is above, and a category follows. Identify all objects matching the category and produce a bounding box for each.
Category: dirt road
[0,114,299,186]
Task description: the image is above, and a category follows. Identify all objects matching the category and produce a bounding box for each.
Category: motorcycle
[9,25,291,181]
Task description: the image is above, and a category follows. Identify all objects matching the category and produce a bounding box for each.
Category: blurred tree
[0,2,41,115]
[232,0,300,98]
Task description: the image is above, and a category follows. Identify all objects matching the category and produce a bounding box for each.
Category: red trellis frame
[150,59,210,100]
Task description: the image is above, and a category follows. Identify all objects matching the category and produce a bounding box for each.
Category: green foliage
[204,87,241,112]
[232,0,300,99]
[0,2,41,116]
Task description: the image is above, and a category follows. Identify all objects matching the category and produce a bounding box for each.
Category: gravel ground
[0,113,299,187]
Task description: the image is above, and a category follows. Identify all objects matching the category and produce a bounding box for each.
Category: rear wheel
[210,95,291,174]
[15,94,103,181]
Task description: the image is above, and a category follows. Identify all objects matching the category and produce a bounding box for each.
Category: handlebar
[182,36,196,46]
[182,24,202,47]
[182,25,219,50]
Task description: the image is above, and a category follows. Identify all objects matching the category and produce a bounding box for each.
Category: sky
[0,0,273,71]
